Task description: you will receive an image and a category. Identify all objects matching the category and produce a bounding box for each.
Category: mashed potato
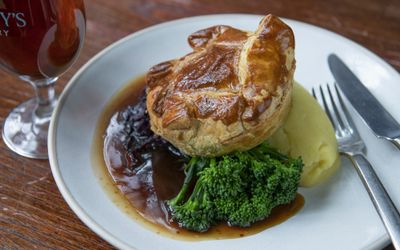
[268,83,340,187]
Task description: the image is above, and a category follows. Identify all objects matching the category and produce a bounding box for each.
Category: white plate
[49,14,400,250]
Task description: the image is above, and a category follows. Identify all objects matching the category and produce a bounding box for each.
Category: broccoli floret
[168,157,215,232]
[167,142,303,232]
[169,178,214,232]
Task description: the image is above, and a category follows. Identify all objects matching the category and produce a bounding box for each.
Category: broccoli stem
[169,157,198,206]
[252,143,288,161]
[169,157,210,206]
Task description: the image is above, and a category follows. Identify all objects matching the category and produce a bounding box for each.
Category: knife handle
[349,154,400,249]
[390,137,400,150]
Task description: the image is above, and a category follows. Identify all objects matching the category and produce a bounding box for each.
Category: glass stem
[31,77,58,119]
[29,77,58,137]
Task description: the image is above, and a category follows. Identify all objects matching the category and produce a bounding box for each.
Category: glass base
[2,98,50,159]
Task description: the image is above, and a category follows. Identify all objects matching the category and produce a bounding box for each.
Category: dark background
[0,0,399,249]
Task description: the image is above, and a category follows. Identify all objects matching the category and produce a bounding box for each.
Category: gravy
[92,76,304,241]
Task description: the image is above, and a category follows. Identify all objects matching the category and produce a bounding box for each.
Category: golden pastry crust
[146,14,295,156]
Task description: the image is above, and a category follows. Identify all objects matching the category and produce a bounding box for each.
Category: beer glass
[0,0,86,159]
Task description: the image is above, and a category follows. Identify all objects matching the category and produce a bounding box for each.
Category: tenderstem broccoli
[167,142,303,232]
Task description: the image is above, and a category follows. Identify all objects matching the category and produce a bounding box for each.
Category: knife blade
[328,53,400,150]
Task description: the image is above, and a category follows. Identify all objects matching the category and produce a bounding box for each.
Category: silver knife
[328,54,400,150]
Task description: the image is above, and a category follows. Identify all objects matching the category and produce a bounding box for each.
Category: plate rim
[48,13,395,250]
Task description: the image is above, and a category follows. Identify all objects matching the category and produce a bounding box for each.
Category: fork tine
[317,85,336,130]
[334,84,359,136]
[326,84,346,130]
[311,88,317,99]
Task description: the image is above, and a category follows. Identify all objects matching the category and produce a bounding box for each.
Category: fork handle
[349,153,400,249]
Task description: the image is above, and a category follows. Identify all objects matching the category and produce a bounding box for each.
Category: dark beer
[0,0,85,80]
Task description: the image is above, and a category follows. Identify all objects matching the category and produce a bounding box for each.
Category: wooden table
[1,0,399,249]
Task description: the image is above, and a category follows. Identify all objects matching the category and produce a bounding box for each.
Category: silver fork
[312,83,400,249]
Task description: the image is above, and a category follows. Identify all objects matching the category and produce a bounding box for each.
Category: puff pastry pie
[146,14,295,156]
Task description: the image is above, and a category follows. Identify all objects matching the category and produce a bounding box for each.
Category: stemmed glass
[0,0,86,159]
